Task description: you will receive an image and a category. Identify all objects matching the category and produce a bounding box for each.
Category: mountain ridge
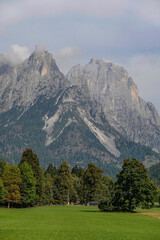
[0,49,159,177]
[67,59,160,153]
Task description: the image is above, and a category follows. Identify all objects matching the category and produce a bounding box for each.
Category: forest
[0,148,159,212]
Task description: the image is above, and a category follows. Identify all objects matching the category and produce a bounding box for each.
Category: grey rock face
[0,50,159,176]
[0,50,69,113]
[67,58,160,152]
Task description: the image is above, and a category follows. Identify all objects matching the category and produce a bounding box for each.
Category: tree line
[0,148,159,212]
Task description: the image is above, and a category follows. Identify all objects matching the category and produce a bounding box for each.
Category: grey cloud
[1,0,160,32]
[131,0,160,26]
[0,0,131,32]
[53,46,81,73]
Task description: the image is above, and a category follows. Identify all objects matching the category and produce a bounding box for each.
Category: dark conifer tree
[19,162,37,207]
[53,161,74,204]
[19,148,43,204]
[83,163,104,204]
[45,163,57,178]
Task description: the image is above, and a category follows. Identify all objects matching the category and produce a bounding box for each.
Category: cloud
[1,0,160,31]
[0,0,128,32]
[1,0,160,37]
[127,54,160,112]
[53,46,81,73]
[3,44,31,65]
[131,0,160,26]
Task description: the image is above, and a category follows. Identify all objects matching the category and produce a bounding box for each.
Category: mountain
[67,59,160,153]
[0,50,159,178]
[0,50,69,113]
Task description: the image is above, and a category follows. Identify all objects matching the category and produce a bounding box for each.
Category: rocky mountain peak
[27,49,59,75]
[0,49,69,113]
[67,58,160,153]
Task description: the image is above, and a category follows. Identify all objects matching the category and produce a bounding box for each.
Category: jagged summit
[28,49,59,72]
[0,49,69,113]
[67,58,160,153]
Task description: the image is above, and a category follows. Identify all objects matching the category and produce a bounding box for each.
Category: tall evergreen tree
[2,164,21,208]
[71,165,85,178]
[83,163,104,204]
[40,173,53,205]
[45,164,57,178]
[53,161,73,204]
[19,148,43,203]
[19,162,37,207]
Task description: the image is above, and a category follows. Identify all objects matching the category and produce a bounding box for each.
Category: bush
[98,197,113,212]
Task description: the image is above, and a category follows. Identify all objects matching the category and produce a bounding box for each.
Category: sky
[0,0,160,113]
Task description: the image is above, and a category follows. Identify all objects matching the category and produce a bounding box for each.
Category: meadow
[0,205,160,240]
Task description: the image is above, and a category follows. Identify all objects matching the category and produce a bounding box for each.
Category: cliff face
[67,59,160,152]
[0,51,159,177]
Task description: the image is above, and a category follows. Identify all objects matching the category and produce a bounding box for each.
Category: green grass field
[0,205,160,240]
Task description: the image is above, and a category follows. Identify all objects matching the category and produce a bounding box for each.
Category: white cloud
[54,46,81,73]
[127,55,160,112]
[4,44,31,65]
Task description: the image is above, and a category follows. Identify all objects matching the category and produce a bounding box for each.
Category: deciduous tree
[2,164,21,208]
[113,158,156,212]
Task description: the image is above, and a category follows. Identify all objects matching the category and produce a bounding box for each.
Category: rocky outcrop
[0,49,69,113]
[67,58,160,152]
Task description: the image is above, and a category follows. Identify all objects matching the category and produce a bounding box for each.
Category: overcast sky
[0,0,160,113]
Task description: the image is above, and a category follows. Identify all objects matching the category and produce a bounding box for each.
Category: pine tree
[19,162,37,207]
[19,148,43,203]
[40,173,53,205]
[53,161,73,204]
[45,164,57,178]
[71,165,85,177]
[83,163,104,204]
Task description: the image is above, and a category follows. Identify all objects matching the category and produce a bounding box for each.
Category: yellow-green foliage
[2,164,21,207]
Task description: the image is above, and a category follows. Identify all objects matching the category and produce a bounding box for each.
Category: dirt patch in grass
[138,212,160,219]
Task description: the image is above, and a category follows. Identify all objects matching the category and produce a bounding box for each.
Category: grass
[0,205,160,240]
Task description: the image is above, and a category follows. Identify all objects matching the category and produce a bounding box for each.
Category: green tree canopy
[45,163,57,178]
[71,165,85,178]
[0,160,6,178]
[113,158,156,212]
[19,162,37,207]
[2,164,21,208]
[83,163,104,204]
[53,161,74,204]
[19,148,43,203]
[0,178,6,204]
